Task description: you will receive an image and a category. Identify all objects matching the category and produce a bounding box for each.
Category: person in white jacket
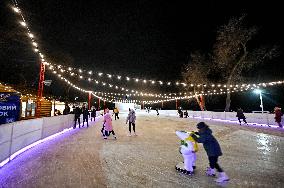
[126,108,136,136]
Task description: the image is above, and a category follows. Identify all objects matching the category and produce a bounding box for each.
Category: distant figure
[63,103,70,115]
[82,106,89,127]
[91,107,96,121]
[274,107,283,128]
[156,108,159,116]
[113,107,119,120]
[126,109,137,136]
[236,108,247,125]
[73,106,81,129]
[184,110,188,118]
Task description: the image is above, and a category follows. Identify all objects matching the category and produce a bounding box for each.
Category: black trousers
[83,117,88,127]
[238,118,247,124]
[208,156,223,172]
[74,116,80,128]
[115,113,119,120]
[129,122,135,133]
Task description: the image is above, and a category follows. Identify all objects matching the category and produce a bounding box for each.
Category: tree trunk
[195,95,206,111]
[224,44,247,112]
[225,92,231,112]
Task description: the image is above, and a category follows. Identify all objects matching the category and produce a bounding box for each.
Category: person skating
[103,108,116,139]
[91,107,96,122]
[274,107,283,128]
[73,106,81,129]
[113,107,119,120]
[191,122,229,183]
[82,106,89,127]
[236,108,247,125]
[126,108,136,136]
[156,108,159,116]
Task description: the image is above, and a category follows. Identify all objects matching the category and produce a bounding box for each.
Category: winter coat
[126,110,136,123]
[236,109,245,119]
[104,112,113,131]
[275,109,283,123]
[114,108,119,114]
[91,109,96,117]
[191,128,222,157]
[82,108,89,119]
[74,107,81,118]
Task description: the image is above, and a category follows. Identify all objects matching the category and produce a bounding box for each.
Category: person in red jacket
[274,107,283,128]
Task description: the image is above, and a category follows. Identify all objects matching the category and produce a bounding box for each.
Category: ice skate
[175,162,193,176]
[133,132,137,136]
[215,172,229,183]
[205,167,216,176]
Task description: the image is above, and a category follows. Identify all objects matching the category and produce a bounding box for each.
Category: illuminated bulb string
[48,66,283,99]
[9,4,284,100]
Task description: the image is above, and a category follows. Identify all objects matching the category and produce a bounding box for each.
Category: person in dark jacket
[191,122,229,183]
[82,106,89,127]
[236,108,247,125]
[73,106,81,129]
[91,107,96,122]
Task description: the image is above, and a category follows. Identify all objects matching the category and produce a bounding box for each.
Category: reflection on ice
[256,133,270,155]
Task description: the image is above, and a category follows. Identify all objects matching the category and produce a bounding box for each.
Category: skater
[82,106,89,127]
[236,108,247,125]
[274,107,283,128]
[176,131,199,175]
[191,122,229,183]
[156,108,159,116]
[184,110,189,118]
[91,107,96,121]
[126,108,136,136]
[113,107,119,120]
[103,108,116,139]
[73,106,81,129]
[63,103,70,115]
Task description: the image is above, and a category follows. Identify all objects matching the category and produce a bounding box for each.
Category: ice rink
[0,112,283,188]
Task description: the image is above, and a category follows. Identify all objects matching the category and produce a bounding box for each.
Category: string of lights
[48,65,284,98]
[9,3,284,104]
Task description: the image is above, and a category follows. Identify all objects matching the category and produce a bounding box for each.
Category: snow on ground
[0,113,283,188]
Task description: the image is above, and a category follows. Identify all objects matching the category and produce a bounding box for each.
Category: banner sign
[0,93,21,125]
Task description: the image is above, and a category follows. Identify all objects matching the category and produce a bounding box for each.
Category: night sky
[0,0,283,111]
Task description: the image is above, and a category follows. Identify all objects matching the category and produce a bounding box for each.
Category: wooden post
[88,92,91,110]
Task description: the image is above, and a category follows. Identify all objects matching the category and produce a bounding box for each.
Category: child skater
[191,122,229,183]
[103,108,116,139]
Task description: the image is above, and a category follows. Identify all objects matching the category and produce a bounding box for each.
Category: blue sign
[0,93,21,125]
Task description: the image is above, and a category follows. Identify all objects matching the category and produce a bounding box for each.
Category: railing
[0,114,74,167]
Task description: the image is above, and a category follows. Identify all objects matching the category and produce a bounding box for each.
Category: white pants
[182,153,196,172]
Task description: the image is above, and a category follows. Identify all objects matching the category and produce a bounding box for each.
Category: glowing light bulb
[32,42,38,47]
[20,21,26,27]
[12,7,20,13]
[28,33,34,38]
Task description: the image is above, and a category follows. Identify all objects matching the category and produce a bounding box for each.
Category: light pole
[254,89,264,113]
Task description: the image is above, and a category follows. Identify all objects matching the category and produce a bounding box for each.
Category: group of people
[72,105,138,139]
[177,108,189,118]
[73,105,97,129]
[101,107,137,139]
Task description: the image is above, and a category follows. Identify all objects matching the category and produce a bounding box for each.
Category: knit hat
[196,122,207,129]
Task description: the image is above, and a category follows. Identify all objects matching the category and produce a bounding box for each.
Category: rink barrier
[0,114,75,168]
[138,110,280,127]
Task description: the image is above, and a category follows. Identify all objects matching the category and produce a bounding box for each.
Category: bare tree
[212,14,279,111]
[182,51,209,110]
